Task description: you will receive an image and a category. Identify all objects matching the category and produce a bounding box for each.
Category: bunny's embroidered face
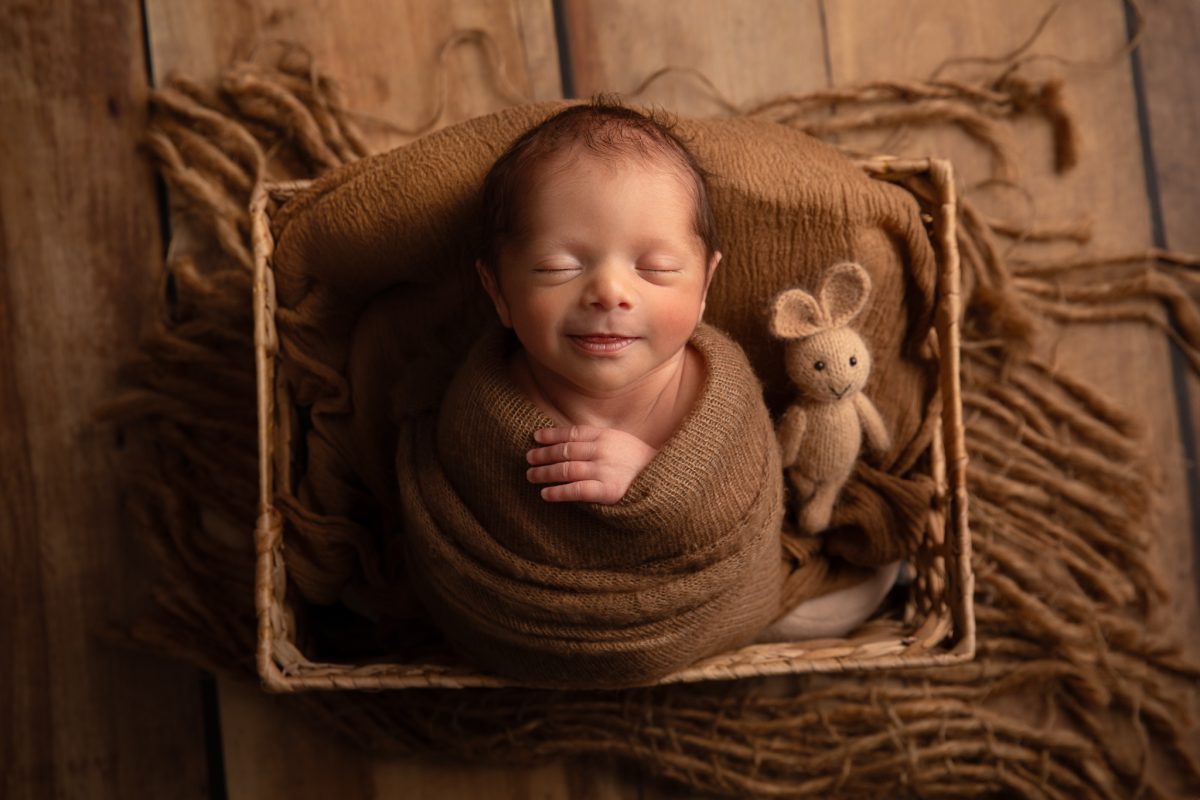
[784,328,872,401]
[771,261,874,403]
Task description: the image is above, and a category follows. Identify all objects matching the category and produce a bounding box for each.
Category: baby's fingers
[532,425,602,445]
[540,480,619,505]
[526,460,595,484]
[526,440,599,466]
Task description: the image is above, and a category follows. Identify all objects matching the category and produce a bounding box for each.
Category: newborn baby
[398,99,895,687]
[475,100,902,641]
[475,100,721,505]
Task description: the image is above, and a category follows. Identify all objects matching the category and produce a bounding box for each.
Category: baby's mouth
[569,334,638,354]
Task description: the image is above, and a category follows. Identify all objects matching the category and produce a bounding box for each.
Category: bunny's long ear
[820,262,872,328]
[771,288,826,339]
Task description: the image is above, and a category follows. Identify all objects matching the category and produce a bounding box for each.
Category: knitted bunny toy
[771,262,891,534]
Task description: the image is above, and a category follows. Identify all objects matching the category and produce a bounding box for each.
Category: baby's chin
[550,352,673,394]
[583,354,703,396]
[564,365,660,397]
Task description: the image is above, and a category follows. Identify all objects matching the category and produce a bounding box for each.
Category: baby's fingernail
[533,429,548,442]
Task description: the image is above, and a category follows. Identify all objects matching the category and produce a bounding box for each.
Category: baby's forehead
[519,145,697,206]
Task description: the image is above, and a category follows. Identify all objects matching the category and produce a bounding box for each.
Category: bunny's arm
[777,405,807,466]
[854,393,892,455]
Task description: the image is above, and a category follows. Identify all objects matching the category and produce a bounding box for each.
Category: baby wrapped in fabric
[399,323,784,688]
[398,102,911,688]
[268,101,939,690]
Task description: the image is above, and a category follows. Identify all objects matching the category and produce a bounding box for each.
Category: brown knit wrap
[397,324,783,689]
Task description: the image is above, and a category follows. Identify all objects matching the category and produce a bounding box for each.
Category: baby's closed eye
[636,260,684,282]
[532,261,583,281]
[533,260,581,273]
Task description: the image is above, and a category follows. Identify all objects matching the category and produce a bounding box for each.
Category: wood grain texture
[1139,0,1200,253]
[514,0,563,102]
[1136,0,1200,639]
[0,1,210,798]
[373,757,572,799]
[560,0,827,110]
[217,678,372,800]
[145,0,561,153]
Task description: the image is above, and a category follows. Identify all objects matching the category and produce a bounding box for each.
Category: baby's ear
[476,259,512,328]
[704,250,722,290]
[820,262,871,328]
[699,251,722,318]
[771,288,825,339]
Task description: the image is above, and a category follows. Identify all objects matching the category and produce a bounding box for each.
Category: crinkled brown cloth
[269,103,935,677]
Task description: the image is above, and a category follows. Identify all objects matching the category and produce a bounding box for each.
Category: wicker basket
[249,156,973,691]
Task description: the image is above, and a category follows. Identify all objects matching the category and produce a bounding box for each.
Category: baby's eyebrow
[635,239,706,259]
[513,234,701,261]
[518,232,587,251]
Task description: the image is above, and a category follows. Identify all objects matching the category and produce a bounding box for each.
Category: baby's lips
[569,332,637,340]
[568,334,638,353]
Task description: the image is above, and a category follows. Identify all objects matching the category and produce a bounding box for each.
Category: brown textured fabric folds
[397,324,783,688]
[268,102,938,617]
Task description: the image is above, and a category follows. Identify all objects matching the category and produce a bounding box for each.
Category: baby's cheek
[653,297,705,342]
[510,295,561,342]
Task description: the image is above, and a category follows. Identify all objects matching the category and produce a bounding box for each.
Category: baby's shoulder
[688,323,762,386]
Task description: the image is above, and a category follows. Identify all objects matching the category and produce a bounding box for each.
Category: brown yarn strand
[106,29,1200,800]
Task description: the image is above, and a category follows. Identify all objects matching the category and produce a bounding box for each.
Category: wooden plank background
[2,0,1196,797]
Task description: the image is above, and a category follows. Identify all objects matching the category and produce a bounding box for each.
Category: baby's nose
[585,262,635,310]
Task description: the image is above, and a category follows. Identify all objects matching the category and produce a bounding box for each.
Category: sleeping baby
[475,101,721,507]
[397,99,897,688]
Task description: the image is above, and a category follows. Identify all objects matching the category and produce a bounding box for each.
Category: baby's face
[481,152,719,397]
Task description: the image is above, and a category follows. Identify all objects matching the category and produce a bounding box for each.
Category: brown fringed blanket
[111,49,1200,798]
[399,324,784,688]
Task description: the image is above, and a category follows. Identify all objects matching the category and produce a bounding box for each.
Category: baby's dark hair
[478,97,722,270]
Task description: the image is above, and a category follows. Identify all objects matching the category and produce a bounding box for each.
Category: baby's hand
[526,425,658,505]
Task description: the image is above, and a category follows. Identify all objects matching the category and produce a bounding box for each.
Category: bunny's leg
[787,469,817,504]
[800,480,840,534]
[788,471,817,529]
[800,461,858,533]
